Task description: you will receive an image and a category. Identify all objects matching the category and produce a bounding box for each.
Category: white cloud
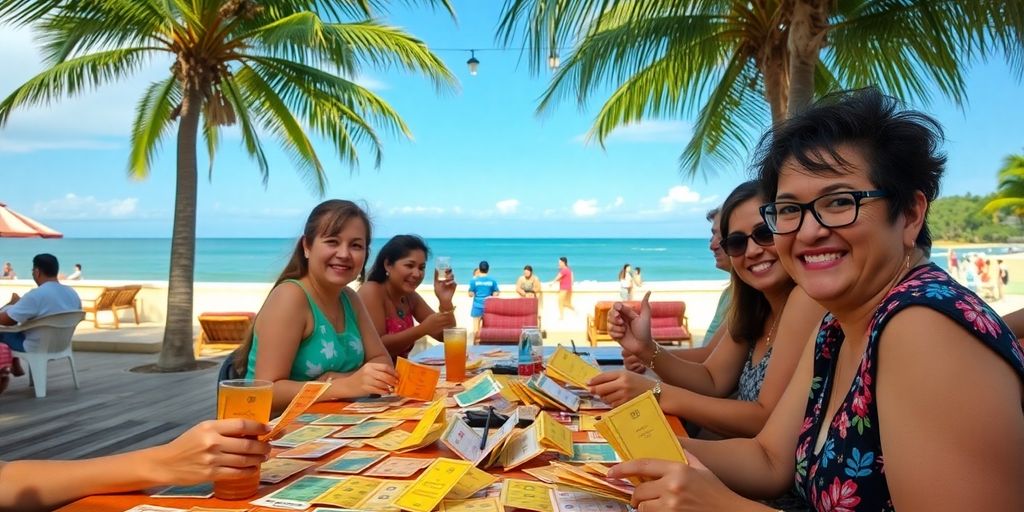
[352,74,389,91]
[572,199,599,217]
[33,193,140,219]
[0,137,120,153]
[613,196,624,208]
[495,199,519,215]
[388,205,446,216]
[573,120,692,145]
[659,185,702,211]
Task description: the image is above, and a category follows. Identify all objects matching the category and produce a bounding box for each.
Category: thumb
[617,302,639,322]
[640,291,652,322]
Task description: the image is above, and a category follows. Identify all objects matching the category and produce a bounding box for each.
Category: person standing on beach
[234,200,398,414]
[947,248,959,279]
[1,262,14,280]
[66,263,82,280]
[618,263,633,300]
[468,260,500,338]
[632,266,644,294]
[550,256,575,320]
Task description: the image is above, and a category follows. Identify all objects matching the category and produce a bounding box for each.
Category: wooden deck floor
[0,351,221,461]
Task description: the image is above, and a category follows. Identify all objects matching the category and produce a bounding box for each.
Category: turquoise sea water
[0,238,723,283]
[0,238,1013,283]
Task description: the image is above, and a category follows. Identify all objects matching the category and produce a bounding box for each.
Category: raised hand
[608,453,749,511]
[588,370,656,406]
[434,269,457,303]
[611,292,655,360]
[154,419,271,485]
[421,311,456,333]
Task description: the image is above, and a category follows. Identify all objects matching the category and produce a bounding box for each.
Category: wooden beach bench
[82,285,141,329]
[587,300,692,347]
[194,311,255,356]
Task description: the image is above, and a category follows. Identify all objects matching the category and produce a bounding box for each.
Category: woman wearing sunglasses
[591,180,825,438]
[608,90,1024,511]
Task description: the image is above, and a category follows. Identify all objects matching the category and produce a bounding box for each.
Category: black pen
[570,339,578,355]
[480,406,494,450]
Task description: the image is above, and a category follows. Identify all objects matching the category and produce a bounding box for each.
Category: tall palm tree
[497,0,1022,176]
[984,153,1024,217]
[0,0,456,370]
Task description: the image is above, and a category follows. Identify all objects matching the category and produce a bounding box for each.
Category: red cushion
[478,327,523,343]
[652,326,690,341]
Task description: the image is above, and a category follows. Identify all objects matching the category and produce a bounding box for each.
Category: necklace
[384,285,408,319]
[765,314,782,348]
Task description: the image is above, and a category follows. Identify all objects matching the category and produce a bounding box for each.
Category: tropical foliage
[497,0,1024,176]
[0,0,456,370]
[984,153,1024,217]
[931,194,1022,243]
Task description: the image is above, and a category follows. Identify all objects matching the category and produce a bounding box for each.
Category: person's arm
[357,282,450,356]
[346,288,397,368]
[876,307,1024,509]
[491,282,500,297]
[1002,307,1024,339]
[1,291,34,326]
[0,311,14,326]
[409,293,455,343]
[0,419,270,511]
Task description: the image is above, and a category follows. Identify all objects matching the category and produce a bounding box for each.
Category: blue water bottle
[518,327,535,376]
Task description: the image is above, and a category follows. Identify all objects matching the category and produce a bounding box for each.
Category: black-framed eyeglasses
[722,224,775,257]
[760,190,888,235]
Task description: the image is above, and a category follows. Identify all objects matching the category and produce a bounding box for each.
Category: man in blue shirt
[467,260,500,338]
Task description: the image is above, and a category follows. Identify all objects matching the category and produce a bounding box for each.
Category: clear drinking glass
[435,256,452,281]
[214,379,272,500]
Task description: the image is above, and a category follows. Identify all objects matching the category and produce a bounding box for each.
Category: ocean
[0,238,1010,284]
[0,238,723,284]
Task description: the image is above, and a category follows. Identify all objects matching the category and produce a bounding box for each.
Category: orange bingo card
[395,357,441,401]
[260,381,331,441]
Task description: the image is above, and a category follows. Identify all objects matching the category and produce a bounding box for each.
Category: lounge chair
[477,297,539,345]
[195,312,255,356]
[82,285,141,328]
[0,310,86,398]
[587,300,692,347]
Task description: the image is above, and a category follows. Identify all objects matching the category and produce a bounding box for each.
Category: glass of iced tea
[214,379,273,500]
[443,327,468,382]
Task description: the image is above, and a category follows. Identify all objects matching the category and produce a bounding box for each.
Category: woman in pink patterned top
[359,235,457,360]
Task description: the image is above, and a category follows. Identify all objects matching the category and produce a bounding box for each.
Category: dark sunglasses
[722,224,775,257]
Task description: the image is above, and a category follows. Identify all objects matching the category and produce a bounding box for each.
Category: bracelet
[643,342,662,369]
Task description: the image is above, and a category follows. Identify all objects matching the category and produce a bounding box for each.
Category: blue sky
[0,2,1022,239]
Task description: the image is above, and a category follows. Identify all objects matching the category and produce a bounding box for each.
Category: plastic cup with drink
[444,327,468,382]
[435,256,452,282]
[214,379,273,500]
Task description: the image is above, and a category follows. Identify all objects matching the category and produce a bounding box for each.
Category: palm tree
[0,0,456,371]
[497,0,1023,176]
[984,153,1024,217]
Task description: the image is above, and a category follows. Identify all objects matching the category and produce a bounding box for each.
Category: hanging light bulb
[466,50,479,76]
[548,51,561,71]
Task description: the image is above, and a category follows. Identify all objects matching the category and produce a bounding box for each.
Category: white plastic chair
[0,310,85,398]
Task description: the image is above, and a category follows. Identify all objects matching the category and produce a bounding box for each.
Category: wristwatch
[652,380,663,402]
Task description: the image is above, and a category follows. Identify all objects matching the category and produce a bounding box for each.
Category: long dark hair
[233,200,372,373]
[364,235,430,283]
[720,181,792,346]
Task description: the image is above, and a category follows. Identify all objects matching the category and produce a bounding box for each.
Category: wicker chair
[194,312,255,356]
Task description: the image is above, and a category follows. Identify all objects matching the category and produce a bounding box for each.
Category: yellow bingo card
[394,458,473,512]
[500,478,555,512]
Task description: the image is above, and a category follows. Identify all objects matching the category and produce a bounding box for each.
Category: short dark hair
[523,265,533,272]
[33,253,59,277]
[705,207,721,222]
[365,235,429,283]
[559,256,568,264]
[479,261,490,273]
[74,263,82,270]
[755,87,945,252]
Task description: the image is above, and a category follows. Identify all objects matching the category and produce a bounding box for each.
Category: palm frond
[234,64,327,194]
[128,76,181,178]
[0,47,154,127]
[219,75,270,184]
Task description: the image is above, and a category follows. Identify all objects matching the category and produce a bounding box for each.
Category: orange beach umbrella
[0,202,62,238]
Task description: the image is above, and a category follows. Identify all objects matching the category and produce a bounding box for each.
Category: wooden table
[58,362,680,511]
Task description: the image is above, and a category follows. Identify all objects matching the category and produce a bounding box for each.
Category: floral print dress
[793,263,1024,511]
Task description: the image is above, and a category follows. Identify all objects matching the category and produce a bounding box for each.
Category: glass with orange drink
[214,379,272,500]
[443,327,468,382]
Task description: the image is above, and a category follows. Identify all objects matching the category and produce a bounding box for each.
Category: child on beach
[233,200,397,414]
[359,235,457,360]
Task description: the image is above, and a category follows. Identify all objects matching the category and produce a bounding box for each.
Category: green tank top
[246,279,365,381]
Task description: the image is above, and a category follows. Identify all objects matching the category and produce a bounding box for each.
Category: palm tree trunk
[762,38,790,124]
[787,0,829,115]
[157,86,201,371]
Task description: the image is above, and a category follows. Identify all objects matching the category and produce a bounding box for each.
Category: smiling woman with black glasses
[592,180,825,440]
[610,89,1024,512]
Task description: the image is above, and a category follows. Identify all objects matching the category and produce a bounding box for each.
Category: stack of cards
[499,411,574,470]
[594,390,687,473]
[544,346,601,389]
[545,461,634,503]
[501,374,581,411]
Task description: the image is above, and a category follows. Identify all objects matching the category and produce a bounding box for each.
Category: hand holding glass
[436,256,452,282]
[214,379,273,500]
